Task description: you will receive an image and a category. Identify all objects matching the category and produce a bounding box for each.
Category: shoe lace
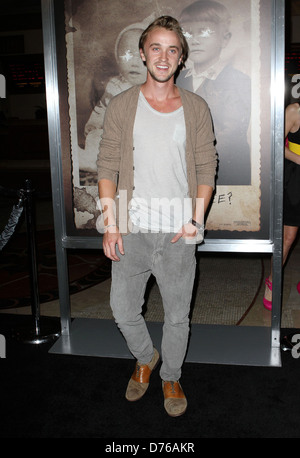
[170,381,176,394]
[136,364,141,378]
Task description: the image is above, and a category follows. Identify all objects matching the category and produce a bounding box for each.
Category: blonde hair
[139,16,189,69]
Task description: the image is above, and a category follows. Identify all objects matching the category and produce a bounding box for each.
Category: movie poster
[59,0,271,238]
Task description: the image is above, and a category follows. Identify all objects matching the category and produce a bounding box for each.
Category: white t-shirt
[129,91,192,232]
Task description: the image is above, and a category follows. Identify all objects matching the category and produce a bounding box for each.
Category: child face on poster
[182,20,231,71]
[116,29,147,86]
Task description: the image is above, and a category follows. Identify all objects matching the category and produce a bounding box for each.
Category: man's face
[117,29,147,85]
[182,21,229,68]
[140,27,182,83]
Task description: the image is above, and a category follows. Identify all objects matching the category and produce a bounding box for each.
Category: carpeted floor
[0,230,111,308]
[1,313,300,439]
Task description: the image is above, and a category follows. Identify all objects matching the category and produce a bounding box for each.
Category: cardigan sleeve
[96,96,122,185]
[194,100,217,188]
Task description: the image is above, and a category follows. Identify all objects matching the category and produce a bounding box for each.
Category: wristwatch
[188,218,204,232]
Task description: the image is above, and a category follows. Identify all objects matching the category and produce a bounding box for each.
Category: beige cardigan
[97,85,217,232]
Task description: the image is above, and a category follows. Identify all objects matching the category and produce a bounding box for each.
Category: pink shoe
[263,277,272,311]
[297,282,300,294]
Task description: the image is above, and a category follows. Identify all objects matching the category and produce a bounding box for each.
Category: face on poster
[62,0,268,236]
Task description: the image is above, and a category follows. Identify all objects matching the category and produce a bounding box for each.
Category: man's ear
[177,55,184,69]
[140,48,146,62]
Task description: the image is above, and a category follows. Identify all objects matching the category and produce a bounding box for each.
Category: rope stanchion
[0,196,23,251]
[3,179,61,344]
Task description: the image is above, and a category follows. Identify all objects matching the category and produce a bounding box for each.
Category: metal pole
[22,179,41,336]
[271,0,285,349]
[41,0,71,335]
[12,180,60,344]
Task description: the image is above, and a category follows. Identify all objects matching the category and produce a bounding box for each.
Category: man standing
[97,16,217,417]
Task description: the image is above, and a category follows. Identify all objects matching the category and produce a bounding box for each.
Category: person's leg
[110,232,153,363]
[282,225,299,265]
[110,232,161,402]
[264,225,299,308]
[153,235,196,381]
[153,234,196,416]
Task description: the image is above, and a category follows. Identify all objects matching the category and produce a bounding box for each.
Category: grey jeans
[110,231,196,381]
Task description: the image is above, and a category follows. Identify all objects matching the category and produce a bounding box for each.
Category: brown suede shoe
[162,381,187,417]
[125,348,160,402]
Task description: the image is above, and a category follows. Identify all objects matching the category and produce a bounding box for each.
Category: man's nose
[160,49,168,60]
